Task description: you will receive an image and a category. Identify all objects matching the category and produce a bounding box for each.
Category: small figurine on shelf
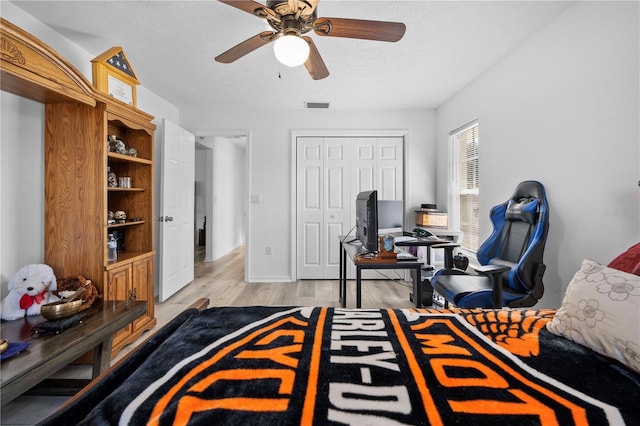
[115,140,126,155]
[114,210,127,224]
[107,167,118,187]
[108,134,127,154]
[128,147,137,157]
[107,210,115,225]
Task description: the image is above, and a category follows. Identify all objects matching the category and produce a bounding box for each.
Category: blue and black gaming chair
[432,180,549,308]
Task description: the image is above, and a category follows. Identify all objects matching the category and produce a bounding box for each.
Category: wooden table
[339,237,425,308]
[0,299,146,406]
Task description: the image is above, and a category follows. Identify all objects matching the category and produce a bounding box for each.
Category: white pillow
[546,258,640,373]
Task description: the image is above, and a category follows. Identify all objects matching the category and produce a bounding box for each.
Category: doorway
[195,131,249,280]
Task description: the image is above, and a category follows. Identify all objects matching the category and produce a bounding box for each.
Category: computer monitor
[377,200,403,235]
[355,190,378,254]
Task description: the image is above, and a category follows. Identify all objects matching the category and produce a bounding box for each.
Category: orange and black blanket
[44,306,639,425]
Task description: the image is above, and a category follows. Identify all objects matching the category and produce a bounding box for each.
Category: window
[450,121,479,252]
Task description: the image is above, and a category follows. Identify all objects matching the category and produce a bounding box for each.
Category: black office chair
[432,180,549,308]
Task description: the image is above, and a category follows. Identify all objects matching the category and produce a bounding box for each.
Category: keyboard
[396,252,418,261]
[393,236,417,243]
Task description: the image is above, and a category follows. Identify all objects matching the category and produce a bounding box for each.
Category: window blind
[453,122,480,251]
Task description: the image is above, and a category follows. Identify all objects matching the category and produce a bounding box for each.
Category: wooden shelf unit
[102,96,156,353]
[43,96,157,355]
[1,17,157,356]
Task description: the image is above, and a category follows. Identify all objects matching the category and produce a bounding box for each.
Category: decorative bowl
[41,299,82,320]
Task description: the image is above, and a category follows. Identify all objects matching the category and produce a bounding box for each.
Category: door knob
[159,216,174,222]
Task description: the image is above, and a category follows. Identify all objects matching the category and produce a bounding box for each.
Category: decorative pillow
[607,242,640,275]
[505,197,539,224]
[546,259,640,374]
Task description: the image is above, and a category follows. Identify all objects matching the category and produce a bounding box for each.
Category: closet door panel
[297,137,324,279]
[377,137,404,201]
[324,139,350,276]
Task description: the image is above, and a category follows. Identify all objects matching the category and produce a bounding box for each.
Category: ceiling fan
[215,0,406,80]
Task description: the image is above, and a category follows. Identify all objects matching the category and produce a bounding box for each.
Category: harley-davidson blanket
[44,306,640,425]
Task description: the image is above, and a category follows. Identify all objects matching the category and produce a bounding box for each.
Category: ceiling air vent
[305,101,330,109]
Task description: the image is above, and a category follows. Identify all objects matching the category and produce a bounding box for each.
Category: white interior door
[296,135,404,280]
[157,119,195,302]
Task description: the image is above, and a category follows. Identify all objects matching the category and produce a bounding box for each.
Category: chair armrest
[429,243,460,249]
[471,264,510,308]
[430,243,460,268]
[472,264,510,274]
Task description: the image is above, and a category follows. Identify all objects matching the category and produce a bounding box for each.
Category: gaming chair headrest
[504,181,546,224]
[506,198,539,223]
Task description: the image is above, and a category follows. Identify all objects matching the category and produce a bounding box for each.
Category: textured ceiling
[11,1,572,112]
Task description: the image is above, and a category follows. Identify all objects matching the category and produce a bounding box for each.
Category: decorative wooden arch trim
[0,18,95,106]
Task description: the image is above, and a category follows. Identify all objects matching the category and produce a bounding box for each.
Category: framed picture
[107,74,134,105]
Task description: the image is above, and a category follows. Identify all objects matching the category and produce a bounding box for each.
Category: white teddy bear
[1,264,59,321]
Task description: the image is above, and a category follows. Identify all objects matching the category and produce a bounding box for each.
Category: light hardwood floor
[1,245,418,425]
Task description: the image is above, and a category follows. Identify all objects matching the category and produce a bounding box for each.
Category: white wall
[435,1,640,308]
[0,92,44,298]
[184,109,436,282]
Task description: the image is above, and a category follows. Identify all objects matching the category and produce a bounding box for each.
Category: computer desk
[338,236,455,308]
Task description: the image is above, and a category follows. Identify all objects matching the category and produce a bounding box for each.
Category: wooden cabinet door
[106,264,132,301]
[131,255,153,331]
[106,263,133,344]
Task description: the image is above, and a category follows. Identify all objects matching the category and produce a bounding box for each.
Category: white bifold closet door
[296,136,403,279]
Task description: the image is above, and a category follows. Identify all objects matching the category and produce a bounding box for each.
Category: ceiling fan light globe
[274,35,310,67]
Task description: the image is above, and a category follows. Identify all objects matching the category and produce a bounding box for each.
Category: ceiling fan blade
[218,0,271,18]
[302,36,329,80]
[313,17,406,42]
[215,31,278,63]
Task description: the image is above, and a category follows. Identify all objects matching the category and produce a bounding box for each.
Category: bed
[42,256,640,425]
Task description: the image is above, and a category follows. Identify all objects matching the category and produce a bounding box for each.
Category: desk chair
[432,180,549,308]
